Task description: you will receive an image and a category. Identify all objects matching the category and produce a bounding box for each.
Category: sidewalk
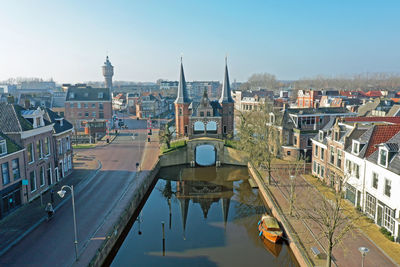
[258,165,399,267]
[0,153,101,256]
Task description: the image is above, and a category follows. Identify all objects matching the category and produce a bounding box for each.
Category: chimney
[7,95,14,104]
[60,118,64,127]
[24,99,31,109]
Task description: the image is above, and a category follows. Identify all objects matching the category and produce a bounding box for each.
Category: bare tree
[237,103,280,185]
[159,124,174,149]
[298,173,360,267]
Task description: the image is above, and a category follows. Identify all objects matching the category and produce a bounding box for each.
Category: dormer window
[319,130,324,141]
[69,92,75,99]
[352,140,360,155]
[269,113,275,124]
[98,92,103,98]
[0,140,7,156]
[378,147,388,167]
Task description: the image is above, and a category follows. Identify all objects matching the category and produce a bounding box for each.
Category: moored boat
[258,214,283,243]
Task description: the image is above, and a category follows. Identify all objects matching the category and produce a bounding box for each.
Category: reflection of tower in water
[175,167,234,239]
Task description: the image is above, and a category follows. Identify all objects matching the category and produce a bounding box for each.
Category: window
[37,140,43,159]
[68,155,72,170]
[179,108,182,115]
[92,112,96,117]
[66,137,70,150]
[321,166,325,178]
[319,131,324,141]
[44,137,50,156]
[337,149,342,168]
[383,206,395,233]
[379,148,388,167]
[287,151,291,156]
[40,166,45,187]
[314,145,318,157]
[98,92,103,99]
[384,179,391,197]
[58,140,62,155]
[352,141,360,155]
[320,148,324,160]
[313,161,316,173]
[1,162,10,185]
[223,125,227,134]
[346,159,352,174]
[84,103,88,108]
[353,164,360,178]
[85,112,89,117]
[47,163,52,185]
[99,103,103,110]
[92,103,96,108]
[372,172,378,189]
[200,112,204,117]
[12,159,20,180]
[334,131,339,141]
[365,193,376,219]
[207,111,211,116]
[99,112,104,119]
[330,146,335,164]
[27,143,34,163]
[0,140,7,156]
[293,136,298,146]
[30,171,36,192]
[77,103,81,108]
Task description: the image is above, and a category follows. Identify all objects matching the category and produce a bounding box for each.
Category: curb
[0,160,102,257]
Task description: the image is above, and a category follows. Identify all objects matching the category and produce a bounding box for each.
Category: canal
[111,165,298,267]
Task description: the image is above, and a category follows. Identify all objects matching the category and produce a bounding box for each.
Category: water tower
[102,56,114,90]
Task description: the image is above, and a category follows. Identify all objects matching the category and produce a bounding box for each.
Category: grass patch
[72,144,96,149]
[224,139,239,149]
[160,140,187,154]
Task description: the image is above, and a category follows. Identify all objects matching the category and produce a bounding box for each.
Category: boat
[258,214,283,243]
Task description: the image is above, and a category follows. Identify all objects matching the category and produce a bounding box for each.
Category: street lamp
[58,185,78,261]
[303,148,307,173]
[289,175,295,216]
[358,246,369,267]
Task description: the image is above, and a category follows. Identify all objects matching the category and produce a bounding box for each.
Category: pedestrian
[50,189,54,203]
[45,203,55,220]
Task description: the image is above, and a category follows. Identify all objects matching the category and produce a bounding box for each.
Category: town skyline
[1,0,400,83]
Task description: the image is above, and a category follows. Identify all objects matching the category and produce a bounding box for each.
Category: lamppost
[58,185,78,261]
[358,246,369,267]
[289,175,295,216]
[303,148,307,173]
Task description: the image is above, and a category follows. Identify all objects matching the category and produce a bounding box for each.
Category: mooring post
[162,221,165,256]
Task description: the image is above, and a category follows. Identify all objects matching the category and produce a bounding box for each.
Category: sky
[0,0,399,83]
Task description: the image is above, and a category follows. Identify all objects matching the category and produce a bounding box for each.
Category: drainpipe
[361,159,367,212]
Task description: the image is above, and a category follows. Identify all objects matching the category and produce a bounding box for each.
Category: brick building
[64,84,112,130]
[0,132,26,218]
[0,103,55,202]
[174,59,234,139]
[44,108,74,180]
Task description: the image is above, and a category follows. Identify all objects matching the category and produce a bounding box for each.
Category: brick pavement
[258,166,398,267]
[0,153,100,256]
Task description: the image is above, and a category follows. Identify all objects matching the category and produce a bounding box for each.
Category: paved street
[0,118,156,267]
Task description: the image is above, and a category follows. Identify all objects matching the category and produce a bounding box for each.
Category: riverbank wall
[89,160,161,267]
[248,163,313,267]
[159,145,247,167]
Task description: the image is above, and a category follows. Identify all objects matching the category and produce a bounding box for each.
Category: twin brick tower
[174,58,234,139]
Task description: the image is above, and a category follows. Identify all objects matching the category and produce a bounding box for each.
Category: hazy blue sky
[1,0,399,83]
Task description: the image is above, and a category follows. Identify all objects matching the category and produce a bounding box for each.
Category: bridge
[159,137,247,168]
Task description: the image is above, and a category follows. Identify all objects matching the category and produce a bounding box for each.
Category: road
[0,118,150,267]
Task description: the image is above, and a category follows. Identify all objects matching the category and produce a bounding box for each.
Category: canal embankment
[248,163,315,267]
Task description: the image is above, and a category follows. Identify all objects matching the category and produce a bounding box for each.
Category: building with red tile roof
[343,117,400,124]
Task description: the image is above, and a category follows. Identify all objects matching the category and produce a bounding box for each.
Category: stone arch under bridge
[187,138,225,167]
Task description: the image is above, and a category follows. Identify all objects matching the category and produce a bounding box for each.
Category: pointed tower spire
[175,57,190,104]
[221,198,230,228]
[179,198,190,240]
[219,56,234,103]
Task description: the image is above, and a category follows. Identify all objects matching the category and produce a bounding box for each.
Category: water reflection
[111,166,298,267]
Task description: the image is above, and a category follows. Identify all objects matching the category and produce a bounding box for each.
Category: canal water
[111,165,298,267]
